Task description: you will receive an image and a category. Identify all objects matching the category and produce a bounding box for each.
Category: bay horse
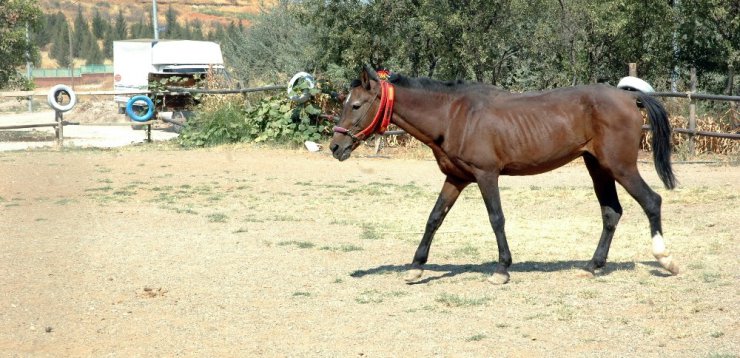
[330,65,678,284]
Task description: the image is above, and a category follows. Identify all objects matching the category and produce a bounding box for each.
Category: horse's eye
[352,103,361,110]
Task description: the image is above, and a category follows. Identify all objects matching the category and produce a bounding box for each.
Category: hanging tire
[617,76,655,93]
[287,72,316,104]
[125,95,155,122]
[47,84,77,112]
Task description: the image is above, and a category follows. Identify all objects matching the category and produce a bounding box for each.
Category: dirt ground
[0,145,738,357]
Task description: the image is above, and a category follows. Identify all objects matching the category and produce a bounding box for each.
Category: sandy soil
[0,146,738,357]
[0,107,178,152]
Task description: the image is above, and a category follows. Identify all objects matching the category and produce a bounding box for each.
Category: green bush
[178,95,250,147]
[179,82,338,147]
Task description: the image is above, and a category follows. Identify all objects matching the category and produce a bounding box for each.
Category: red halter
[333,81,395,141]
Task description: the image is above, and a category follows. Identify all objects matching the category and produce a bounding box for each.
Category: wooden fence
[0,85,288,145]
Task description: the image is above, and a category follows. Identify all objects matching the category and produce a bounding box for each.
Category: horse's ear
[360,64,379,90]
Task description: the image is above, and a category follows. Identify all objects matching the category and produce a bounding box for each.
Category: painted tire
[617,76,655,93]
[125,95,155,122]
[47,84,77,112]
[287,71,316,103]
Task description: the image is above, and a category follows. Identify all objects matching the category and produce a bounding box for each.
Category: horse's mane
[350,73,506,94]
[388,74,477,92]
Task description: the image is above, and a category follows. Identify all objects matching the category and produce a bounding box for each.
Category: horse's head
[330,65,384,161]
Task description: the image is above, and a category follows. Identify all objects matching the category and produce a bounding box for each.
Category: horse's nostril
[330,144,339,153]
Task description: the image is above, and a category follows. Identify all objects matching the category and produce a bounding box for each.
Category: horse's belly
[432,149,476,181]
[501,151,583,175]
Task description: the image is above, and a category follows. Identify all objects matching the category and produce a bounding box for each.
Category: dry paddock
[0,145,738,357]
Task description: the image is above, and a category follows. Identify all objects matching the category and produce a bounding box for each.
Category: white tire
[287,72,316,103]
[47,84,77,112]
[617,76,655,93]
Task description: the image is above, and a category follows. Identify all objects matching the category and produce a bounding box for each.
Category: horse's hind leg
[614,167,680,275]
[405,176,469,282]
[583,154,623,275]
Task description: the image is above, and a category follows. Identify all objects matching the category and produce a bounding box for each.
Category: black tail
[635,92,677,189]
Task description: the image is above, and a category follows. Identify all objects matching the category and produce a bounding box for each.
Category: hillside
[39,0,269,31]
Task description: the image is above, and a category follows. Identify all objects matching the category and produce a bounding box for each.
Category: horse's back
[447,84,642,175]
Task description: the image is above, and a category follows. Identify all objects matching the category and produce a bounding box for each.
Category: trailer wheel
[47,84,77,112]
[126,95,155,122]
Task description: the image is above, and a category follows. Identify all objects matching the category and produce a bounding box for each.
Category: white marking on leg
[652,233,679,275]
[652,233,667,257]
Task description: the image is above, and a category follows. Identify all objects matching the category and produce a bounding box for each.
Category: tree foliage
[16,0,739,96]
[48,12,70,67]
[222,1,315,86]
[248,0,737,93]
[0,0,41,89]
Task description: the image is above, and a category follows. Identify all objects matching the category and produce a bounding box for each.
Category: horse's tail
[634,92,677,190]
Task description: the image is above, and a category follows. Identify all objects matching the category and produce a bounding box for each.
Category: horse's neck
[390,87,451,145]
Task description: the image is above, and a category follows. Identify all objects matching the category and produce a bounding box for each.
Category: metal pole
[25,22,33,112]
[67,23,74,89]
[152,0,159,40]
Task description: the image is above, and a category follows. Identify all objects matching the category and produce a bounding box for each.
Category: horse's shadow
[350,260,666,284]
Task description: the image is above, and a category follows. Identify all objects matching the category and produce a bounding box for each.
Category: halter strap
[333,81,395,141]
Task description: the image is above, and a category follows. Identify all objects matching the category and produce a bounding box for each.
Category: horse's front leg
[477,172,512,284]
[405,176,469,282]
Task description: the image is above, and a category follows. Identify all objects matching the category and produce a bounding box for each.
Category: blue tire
[125,95,155,122]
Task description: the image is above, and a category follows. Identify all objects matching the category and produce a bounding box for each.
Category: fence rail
[0,85,287,146]
[651,92,740,102]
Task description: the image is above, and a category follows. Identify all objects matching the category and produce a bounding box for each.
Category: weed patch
[277,240,315,249]
[435,293,490,307]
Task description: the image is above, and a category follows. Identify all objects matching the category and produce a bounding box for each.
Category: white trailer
[113,39,226,116]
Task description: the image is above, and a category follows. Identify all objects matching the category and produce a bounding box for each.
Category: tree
[223,1,315,85]
[111,9,128,40]
[72,6,91,58]
[49,19,71,68]
[0,0,42,89]
[130,19,151,39]
[675,0,739,93]
[83,30,104,64]
[104,9,128,59]
[220,0,737,91]
[91,8,107,39]
[164,5,182,38]
[190,19,204,40]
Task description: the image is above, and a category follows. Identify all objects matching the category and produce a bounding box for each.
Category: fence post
[688,67,697,155]
[629,63,637,77]
[55,111,64,145]
[728,64,737,127]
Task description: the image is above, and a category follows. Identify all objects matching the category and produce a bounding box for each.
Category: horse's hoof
[663,258,680,275]
[655,253,680,275]
[404,268,424,282]
[577,270,595,279]
[487,272,510,285]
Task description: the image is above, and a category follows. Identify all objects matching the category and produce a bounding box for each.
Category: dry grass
[0,148,737,356]
[640,111,739,156]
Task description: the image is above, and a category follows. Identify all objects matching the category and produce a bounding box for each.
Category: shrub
[179,81,339,147]
[178,95,250,147]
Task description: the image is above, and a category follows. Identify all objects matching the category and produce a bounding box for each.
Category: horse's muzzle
[330,143,352,161]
